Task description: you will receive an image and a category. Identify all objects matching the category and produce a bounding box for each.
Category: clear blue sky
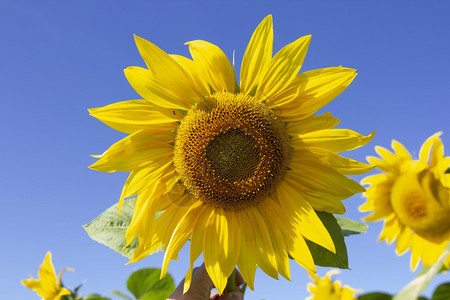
[1,1,449,299]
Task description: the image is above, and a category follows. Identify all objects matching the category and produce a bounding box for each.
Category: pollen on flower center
[391,171,450,242]
[174,92,290,210]
[206,129,260,182]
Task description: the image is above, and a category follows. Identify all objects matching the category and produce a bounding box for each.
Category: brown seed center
[173,92,290,210]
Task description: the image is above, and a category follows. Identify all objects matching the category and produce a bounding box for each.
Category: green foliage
[83,294,111,300]
[306,211,349,269]
[431,282,450,300]
[335,216,368,236]
[62,294,82,300]
[110,290,133,300]
[393,242,450,300]
[358,284,450,300]
[127,268,175,300]
[83,198,163,258]
[111,268,176,300]
[358,292,393,300]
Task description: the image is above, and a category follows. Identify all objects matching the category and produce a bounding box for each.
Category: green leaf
[110,290,133,300]
[139,291,174,300]
[335,216,368,236]
[431,282,450,300]
[83,294,111,300]
[305,211,349,269]
[83,198,139,258]
[83,198,164,258]
[393,242,450,300]
[127,268,175,300]
[358,292,393,300]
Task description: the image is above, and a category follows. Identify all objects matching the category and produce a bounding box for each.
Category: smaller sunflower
[307,270,360,300]
[360,132,450,270]
[22,252,73,300]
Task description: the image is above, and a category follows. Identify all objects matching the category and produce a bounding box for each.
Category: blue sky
[1,1,449,299]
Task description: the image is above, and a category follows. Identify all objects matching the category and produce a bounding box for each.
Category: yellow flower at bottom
[360,132,450,270]
[90,15,374,293]
[22,252,72,300]
[307,270,360,300]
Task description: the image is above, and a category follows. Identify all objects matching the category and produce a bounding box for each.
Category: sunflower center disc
[391,171,450,242]
[174,92,290,210]
[206,129,260,183]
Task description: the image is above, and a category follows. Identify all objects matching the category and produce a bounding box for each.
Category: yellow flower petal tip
[90,15,372,292]
[22,252,72,300]
[361,132,450,270]
[307,270,361,300]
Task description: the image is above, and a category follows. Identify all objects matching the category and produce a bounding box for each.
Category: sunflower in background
[90,15,374,293]
[22,252,72,300]
[307,270,360,300]
[360,132,450,270]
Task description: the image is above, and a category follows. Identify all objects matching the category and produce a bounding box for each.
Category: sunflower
[360,132,450,270]
[307,270,360,300]
[90,15,373,293]
[22,252,72,300]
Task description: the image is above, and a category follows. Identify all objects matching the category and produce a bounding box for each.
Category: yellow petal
[281,176,346,214]
[391,140,412,160]
[277,182,336,254]
[203,207,229,294]
[259,199,291,280]
[395,226,413,255]
[378,214,402,243]
[186,40,236,93]
[288,159,365,196]
[240,15,273,94]
[171,54,210,96]
[292,129,375,153]
[89,129,173,173]
[287,229,316,273]
[119,161,175,210]
[124,66,196,110]
[374,146,397,162]
[236,211,257,290]
[269,67,357,120]
[39,252,59,292]
[221,211,241,277]
[292,147,374,175]
[124,164,178,246]
[286,112,340,135]
[89,100,182,134]
[419,132,442,164]
[247,207,279,279]
[256,35,311,101]
[183,205,211,293]
[161,201,203,278]
[21,278,41,290]
[134,35,201,105]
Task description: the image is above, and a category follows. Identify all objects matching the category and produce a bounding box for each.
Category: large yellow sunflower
[90,15,373,293]
[307,270,360,300]
[22,252,72,300]
[360,132,450,270]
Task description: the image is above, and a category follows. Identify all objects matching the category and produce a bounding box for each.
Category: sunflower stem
[225,270,237,293]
